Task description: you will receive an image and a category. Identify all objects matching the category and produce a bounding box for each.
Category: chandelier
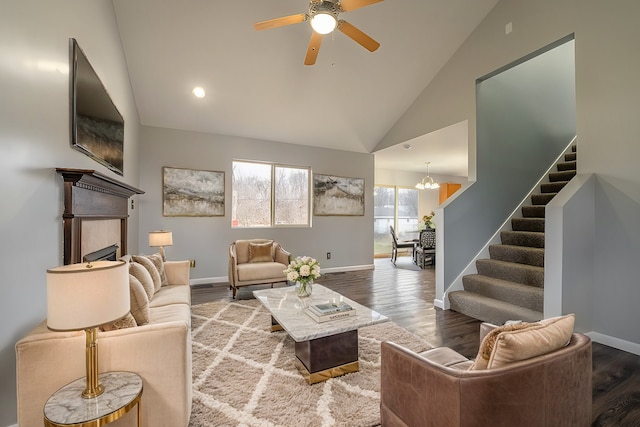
[415,162,440,190]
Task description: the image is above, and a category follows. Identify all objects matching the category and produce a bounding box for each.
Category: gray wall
[378,0,640,349]
[546,174,595,333]
[442,38,576,292]
[0,1,141,424]
[137,126,375,281]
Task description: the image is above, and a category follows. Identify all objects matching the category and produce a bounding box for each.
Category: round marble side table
[44,371,143,427]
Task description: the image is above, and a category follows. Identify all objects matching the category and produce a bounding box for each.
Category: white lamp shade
[47,261,129,331]
[149,230,173,247]
[311,13,337,34]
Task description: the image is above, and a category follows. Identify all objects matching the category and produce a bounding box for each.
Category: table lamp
[46,260,129,398]
[149,230,173,261]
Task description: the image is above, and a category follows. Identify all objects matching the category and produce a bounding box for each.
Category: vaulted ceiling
[112,0,498,176]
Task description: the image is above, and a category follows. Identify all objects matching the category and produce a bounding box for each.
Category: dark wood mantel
[56,168,144,264]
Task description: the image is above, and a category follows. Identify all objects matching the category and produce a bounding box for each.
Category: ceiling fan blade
[254,13,307,31]
[338,0,383,12]
[338,20,380,52]
[304,31,323,66]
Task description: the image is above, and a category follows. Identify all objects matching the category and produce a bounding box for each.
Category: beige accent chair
[228,239,291,298]
[380,314,592,427]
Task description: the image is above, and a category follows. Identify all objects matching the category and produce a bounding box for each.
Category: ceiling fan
[254,0,383,66]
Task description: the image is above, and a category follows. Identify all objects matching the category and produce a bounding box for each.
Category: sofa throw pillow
[129,261,155,301]
[127,274,150,325]
[132,255,162,293]
[470,314,575,370]
[487,314,575,369]
[101,313,137,331]
[146,252,169,287]
[248,241,274,263]
[469,321,537,370]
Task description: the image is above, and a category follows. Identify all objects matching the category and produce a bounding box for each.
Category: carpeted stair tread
[489,244,544,267]
[452,142,577,324]
[511,217,545,232]
[500,230,545,248]
[462,274,544,311]
[541,181,569,193]
[557,161,577,171]
[522,205,545,218]
[448,290,543,324]
[549,170,576,182]
[476,259,544,287]
[532,193,556,205]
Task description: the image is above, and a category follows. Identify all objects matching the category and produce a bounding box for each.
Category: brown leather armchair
[380,325,592,426]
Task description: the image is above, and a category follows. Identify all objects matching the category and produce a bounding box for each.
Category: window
[373,185,419,255]
[232,161,310,227]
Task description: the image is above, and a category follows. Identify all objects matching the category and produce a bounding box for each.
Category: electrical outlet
[326,252,331,260]
[189,259,196,268]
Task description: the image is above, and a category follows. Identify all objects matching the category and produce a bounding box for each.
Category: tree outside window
[232,161,310,227]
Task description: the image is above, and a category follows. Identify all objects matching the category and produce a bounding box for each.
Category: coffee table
[253,284,388,384]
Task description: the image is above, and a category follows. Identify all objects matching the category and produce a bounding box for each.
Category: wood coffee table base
[255,286,388,386]
[294,329,360,384]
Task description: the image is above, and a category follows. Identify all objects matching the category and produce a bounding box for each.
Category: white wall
[0,1,140,424]
[137,126,375,281]
[377,0,640,349]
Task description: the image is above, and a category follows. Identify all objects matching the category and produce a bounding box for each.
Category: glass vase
[295,281,313,297]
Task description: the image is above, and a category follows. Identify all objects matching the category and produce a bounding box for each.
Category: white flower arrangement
[284,256,321,286]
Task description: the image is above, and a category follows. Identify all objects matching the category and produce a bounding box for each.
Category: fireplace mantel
[56,168,144,264]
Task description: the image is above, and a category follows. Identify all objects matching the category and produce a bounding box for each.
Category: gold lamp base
[82,327,104,399]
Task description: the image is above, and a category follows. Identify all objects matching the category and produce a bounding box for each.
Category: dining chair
[416,228,436,268]
[390,225,416,265]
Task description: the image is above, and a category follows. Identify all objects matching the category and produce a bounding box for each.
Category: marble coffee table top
[253,284,388,342]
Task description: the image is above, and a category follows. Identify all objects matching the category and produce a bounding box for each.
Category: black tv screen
[69,38,124,175]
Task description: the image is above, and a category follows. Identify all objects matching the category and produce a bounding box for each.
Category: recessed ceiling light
[192,86,205,98]
[403,144,411,150]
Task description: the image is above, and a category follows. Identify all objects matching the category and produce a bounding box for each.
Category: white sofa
[15,259,192,427]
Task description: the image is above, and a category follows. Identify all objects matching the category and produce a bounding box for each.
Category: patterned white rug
[188,299,432,427]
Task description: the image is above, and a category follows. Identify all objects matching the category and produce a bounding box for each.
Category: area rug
[189,299,432,427]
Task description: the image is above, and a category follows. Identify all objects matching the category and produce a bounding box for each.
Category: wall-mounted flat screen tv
[69,38,124,176]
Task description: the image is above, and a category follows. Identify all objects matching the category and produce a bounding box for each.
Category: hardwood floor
[191,256,640,426]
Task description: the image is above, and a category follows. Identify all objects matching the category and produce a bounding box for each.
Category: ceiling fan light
[311,13,337,34]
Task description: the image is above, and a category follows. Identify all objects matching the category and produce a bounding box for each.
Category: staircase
[448,145,577,324]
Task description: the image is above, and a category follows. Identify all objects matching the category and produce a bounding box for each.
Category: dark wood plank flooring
[191,256,640,426]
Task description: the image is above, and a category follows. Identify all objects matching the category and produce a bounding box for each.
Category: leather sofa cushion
[420,347,474,370]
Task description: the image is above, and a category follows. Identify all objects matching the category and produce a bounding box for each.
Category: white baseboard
[189,264,375,287]
[190,276,227,286]
[586,331,640,356]
[5,423,17,427]
[433,298,446,310]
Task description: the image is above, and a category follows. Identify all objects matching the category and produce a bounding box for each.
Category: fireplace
[56,168,144,264]
[83,244,119,262]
